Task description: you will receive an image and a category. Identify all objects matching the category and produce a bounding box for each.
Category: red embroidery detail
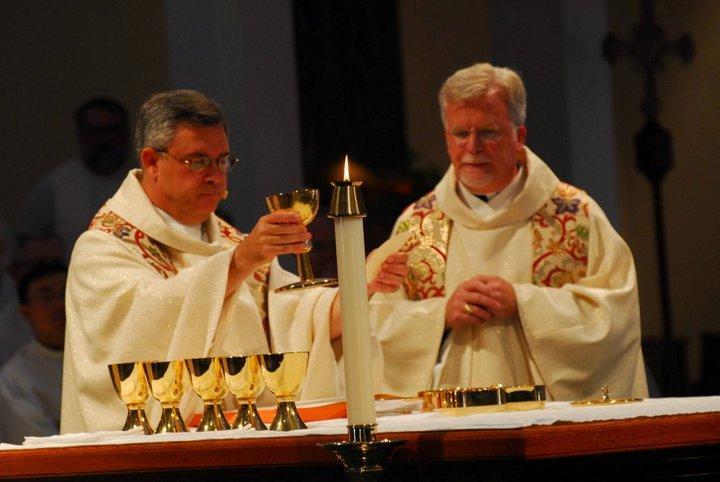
[89,210,177,278]
[531,183,590,287]
[395,192,450,300]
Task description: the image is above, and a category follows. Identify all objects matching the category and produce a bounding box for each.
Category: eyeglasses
[446,127,506,146]
[156,150,239,173]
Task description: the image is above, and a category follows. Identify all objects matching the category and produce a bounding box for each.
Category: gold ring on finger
[463,303,473,315]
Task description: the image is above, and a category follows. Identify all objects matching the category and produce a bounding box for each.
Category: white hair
[438,63,527,126]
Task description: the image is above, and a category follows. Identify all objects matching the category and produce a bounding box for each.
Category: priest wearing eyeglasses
[61,90,407,434]
[370,63,648,402]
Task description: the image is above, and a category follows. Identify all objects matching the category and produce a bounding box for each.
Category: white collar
[153,206,207,242]
[457,164,525,216]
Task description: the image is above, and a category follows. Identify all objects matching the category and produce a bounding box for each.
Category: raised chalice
[144,360,189,433]
[186,357,231,431]
[265,188,338,292]
[108,361,154,434]
[261,351,309,431]
[222,355,267,430]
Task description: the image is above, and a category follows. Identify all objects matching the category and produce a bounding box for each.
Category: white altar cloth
[2,396,718,451]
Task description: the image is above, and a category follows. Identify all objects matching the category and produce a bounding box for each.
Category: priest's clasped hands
[445,275,518,329]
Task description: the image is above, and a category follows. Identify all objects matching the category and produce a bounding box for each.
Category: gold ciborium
[261,351,309,430]
[186,357,231,431]
[108,361,154,434]
[222,355,267,430]
[265,188,338,292]
[144,360,189,433]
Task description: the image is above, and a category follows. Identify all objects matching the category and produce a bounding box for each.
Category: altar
[1,398,718,481]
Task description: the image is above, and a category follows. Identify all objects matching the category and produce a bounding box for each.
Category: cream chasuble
[61,170,340,434]
[370,148,648,401]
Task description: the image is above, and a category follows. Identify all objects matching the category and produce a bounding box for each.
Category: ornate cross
[603,0,694,396]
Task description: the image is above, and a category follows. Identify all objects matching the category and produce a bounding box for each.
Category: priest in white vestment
[370,63,648,401]
[61,90,407,434]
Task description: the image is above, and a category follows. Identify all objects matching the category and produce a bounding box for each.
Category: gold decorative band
[419,384,546,413]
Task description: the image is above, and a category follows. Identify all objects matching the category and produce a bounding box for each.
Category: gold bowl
[108,361,154,434]
[144,360,189,433]
[420,384,546,415]
[186,357,231,431]
[261,351,309,430]
[265,188,338,291]
[222,355,267,430]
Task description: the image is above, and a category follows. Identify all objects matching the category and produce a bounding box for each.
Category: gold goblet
[222,355,267,430]
[261,351,309,430]
[108,361,154,434]
[186,357,231,431]
[144,360,189,433]
[265,188,338,292]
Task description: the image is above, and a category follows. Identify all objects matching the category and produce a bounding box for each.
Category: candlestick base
[320,439,405,481]
[274,277,338,293]
[320,424,405,481]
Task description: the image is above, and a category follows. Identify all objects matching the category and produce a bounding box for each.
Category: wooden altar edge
[0,412,717,479]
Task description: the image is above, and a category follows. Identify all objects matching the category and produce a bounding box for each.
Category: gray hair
[134,89,227,158]
[438,63,527,127]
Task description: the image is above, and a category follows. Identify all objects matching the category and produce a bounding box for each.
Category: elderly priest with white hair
[370,63,648,402]
[61,90,407,434]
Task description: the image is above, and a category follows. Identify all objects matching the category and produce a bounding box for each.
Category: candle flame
[343,155,350,182]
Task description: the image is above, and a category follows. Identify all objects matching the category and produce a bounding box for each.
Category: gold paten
[261,351,309,430]
[420,384,546,415]
[222,355,267,430]
[108,361,154,434]
[144,360,189,433]
[266,188,338,292]
[571,385,643,406]
[186,357,231,431]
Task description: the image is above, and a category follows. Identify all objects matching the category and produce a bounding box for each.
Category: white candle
[332,157,376,427]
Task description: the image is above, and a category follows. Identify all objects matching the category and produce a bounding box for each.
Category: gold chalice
[186,357,231,431]
[261,351,309,430]
[222,355,267,430]
[144,360,189,433]
[265,188,338,292]
[108,361,154,434]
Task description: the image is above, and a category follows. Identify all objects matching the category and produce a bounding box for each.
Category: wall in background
[608,0,720,384]
[0,0,169,228]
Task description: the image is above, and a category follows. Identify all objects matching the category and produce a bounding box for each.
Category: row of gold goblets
[108,351,309,435]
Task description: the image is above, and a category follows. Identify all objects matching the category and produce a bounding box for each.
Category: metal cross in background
[602,0,694,396]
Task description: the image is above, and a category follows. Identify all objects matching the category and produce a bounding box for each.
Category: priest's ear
[140,147,161,181]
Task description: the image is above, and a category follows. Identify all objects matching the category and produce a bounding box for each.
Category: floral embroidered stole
[393,183,590,300]
[88,208,270,324]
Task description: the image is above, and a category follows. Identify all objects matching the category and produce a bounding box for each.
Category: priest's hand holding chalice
[265,188,338,292]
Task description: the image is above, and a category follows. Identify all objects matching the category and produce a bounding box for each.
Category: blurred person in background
[20,97,132,259]
[0,262,66,443]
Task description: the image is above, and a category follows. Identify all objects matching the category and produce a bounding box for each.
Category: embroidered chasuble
[61,170,341,434]
[369,148,647,401]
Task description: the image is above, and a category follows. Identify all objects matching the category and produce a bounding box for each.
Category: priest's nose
[465,132,482,154]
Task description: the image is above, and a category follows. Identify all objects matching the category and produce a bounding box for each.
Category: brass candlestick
[321,163,405,480]
[320,425,405,481]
